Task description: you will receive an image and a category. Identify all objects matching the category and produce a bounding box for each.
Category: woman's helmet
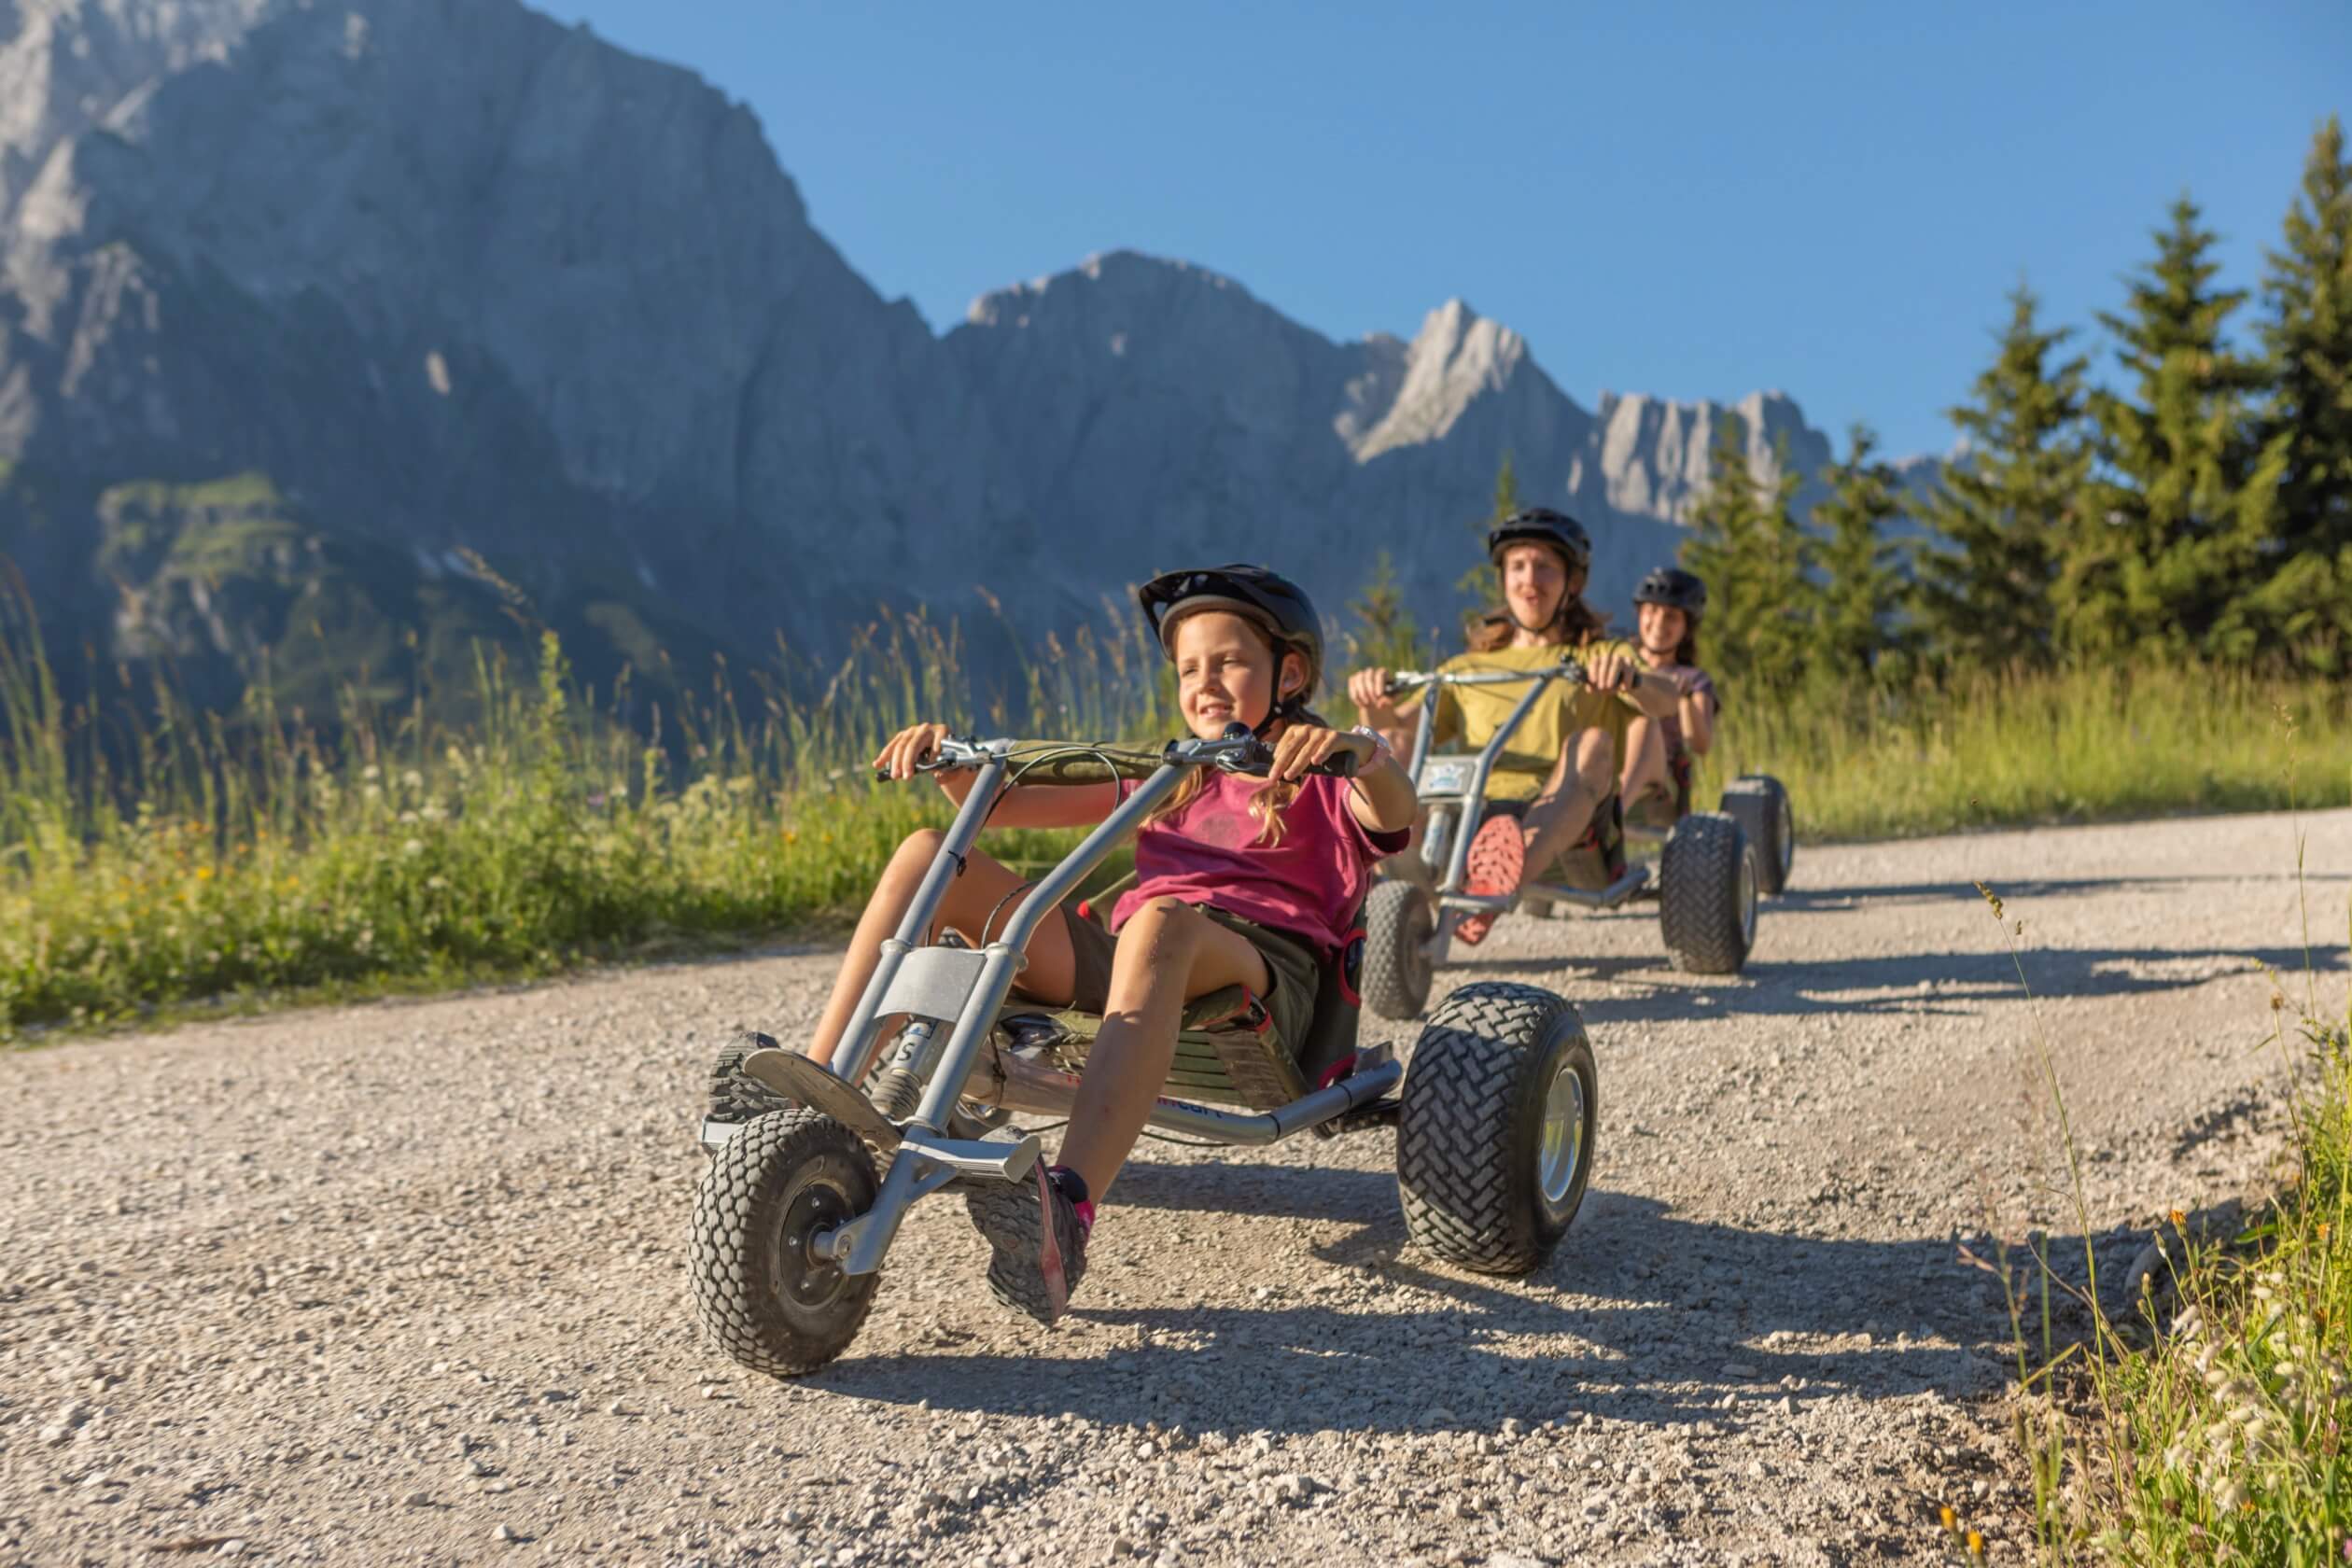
[1137,564,1323,727]
[1486,508,1592,575]
[1633,566,1708,621]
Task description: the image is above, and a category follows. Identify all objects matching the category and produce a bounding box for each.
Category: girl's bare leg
[803,833,1077,1071]
[1620,714,1673,805]
[1054,898,1271,1199]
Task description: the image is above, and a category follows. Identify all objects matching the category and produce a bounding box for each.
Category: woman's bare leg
[1054,898,1271,1199]
[1514,727,1618,875]
[803,833,1078,1071]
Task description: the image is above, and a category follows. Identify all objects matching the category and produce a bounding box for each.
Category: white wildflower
[401,839,424,857]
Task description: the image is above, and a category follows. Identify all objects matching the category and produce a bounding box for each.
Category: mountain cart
[690,725,1600,1377]
[1359,664,1759,1023]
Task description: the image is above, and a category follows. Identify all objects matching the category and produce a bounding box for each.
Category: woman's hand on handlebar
[1266,723,1370,783]
[873,721,953,781]
[1584,648,1640,695]
[1347,666,1407,725]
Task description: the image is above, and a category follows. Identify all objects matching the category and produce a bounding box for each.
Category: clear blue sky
[544,0,2344,459]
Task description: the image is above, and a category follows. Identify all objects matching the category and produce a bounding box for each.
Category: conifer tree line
[1348,118,2352,687]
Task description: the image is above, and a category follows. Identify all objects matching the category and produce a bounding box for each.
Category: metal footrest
[897,1128,1042,1183]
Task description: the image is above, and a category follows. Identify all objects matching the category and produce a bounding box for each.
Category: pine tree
[2080,195,2288,661]
[1811,424,1909,682]
[1916,285,2091,669]
[1457,451,1521,609]
[1345,549,1432,673]
[1683,416,1813,689]
[2250,116,2352,668]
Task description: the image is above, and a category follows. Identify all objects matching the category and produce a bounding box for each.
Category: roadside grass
[1,605,1162,1040]
[4,593,2348,1039]
[1974,827,2352,1561]
[1698,663,2352,842]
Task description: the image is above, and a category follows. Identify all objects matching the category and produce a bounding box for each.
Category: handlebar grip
[1310,749,1360,779]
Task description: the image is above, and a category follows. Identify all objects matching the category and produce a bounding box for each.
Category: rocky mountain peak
[2,0,1935,723]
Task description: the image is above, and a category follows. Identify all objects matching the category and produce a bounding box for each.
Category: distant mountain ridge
[0,0,1931,720]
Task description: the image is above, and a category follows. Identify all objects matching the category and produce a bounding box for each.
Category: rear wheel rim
[1406,900,1434,998]
[1538,1057,1588,1206]
[1738,850,1758,948]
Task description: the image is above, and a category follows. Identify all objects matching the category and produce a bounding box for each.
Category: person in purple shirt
[1619,567,1720,829]
[803,566,1418,1324]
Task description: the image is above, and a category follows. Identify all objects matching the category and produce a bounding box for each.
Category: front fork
[810,755,1175,1277]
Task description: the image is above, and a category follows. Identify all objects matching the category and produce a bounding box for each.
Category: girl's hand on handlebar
[873,722,952,781]
[1267,724,1368,782]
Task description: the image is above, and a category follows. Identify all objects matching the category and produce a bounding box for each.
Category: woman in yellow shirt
[1348,509,1679,943]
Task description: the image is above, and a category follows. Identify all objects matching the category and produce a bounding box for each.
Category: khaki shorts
[1057,903,1320,1057]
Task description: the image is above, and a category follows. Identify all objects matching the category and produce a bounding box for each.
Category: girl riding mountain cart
[1613,564,1798,895]
[1348,508,1682,945]
[1619,567,1719,831]
[800,564,1418,1324]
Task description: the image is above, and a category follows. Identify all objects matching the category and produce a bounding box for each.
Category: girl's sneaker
[965,1163,1093,1324]
[1453,814,1527,946]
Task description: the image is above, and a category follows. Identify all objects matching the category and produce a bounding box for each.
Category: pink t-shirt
[1110,773,1409,956]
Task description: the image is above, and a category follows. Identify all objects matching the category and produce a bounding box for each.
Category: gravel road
[5,809,2347,1567]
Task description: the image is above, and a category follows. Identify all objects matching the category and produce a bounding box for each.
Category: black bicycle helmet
[1633,565,1708,620]
[1487,507,1592,574]
[1137,564,1324,727]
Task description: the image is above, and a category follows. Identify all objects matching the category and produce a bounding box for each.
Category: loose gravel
[3,808,2345,1565]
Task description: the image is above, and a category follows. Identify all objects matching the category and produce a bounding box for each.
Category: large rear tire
[1659,812,1756,974]
[1361,879,1435,1021]
[1396,982,1597,1275]
[1720,775,1794,895]
[691,1110,880,1378]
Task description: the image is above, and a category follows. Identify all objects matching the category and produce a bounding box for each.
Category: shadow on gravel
[810,1166,2039,1438]
[1443,943,2341,1027]
[1766,871,2349,917]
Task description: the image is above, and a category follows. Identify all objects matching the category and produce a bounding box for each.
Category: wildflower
[398,810,419,825]
[401,769,423,791]
[401,840,424,857]
[1966,1532,1982,1557]
[363,764,382,783]
[2215,1479,2247,1512]
[2171,1208,2188,1230]
[195,866,214,881]
[1939,1505,1957,1533]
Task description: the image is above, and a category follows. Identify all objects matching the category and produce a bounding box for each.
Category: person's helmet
[1486,507,1592,575]
[1633,566,1708,621]
[1137,564,1324,725]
